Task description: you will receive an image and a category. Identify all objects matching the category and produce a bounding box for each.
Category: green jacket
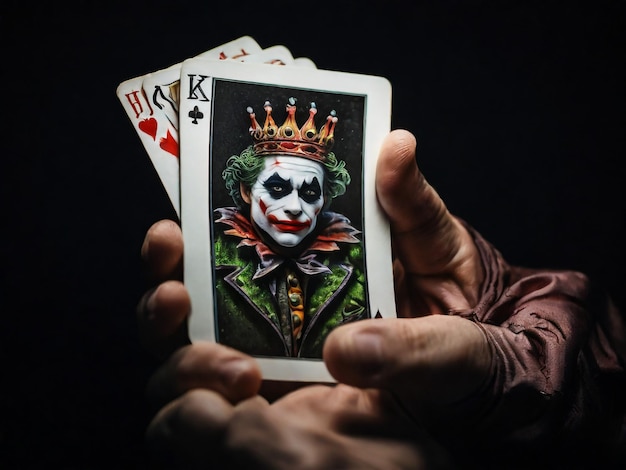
[212,208,369,359]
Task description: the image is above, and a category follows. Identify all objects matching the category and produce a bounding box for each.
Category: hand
[325,129,492,427]
[137,129,491,467]
[136,219,262,404]
[136,214,455,469]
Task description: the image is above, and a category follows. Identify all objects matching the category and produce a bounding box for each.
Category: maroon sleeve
[445,221,626,466]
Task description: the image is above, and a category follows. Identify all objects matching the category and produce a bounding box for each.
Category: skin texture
[137,129,492,469]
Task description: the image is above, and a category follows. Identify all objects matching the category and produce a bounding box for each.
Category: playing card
[293,57,317,68]
[231,44,296,65]
[141,43,304,141]
[178,58,394,382]
[128,37,315,214]
[116,36,264,215]
[116,74,181,213]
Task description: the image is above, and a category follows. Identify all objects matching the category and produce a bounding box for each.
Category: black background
[2,1,624,468]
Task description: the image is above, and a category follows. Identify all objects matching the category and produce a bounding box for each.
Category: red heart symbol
[138,118,157,140]
[159,129,179,158]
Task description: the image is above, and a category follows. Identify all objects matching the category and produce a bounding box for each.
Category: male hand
[136,130,496,467]
[325,129,492,427]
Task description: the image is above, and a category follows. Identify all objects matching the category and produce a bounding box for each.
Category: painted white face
[246,156,325,248]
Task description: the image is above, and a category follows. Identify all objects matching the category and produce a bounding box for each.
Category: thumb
[323,315,492,406]
[376,129,477,278]
[376,129,483,313]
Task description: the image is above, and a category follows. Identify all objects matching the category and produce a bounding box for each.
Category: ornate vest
[211,208,369,358]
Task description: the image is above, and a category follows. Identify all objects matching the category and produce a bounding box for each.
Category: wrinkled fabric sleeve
[446,221,626,466]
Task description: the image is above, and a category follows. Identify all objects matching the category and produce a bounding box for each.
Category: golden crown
[247,97,338,163]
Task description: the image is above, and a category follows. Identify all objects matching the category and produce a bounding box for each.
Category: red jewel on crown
[247,97,338,163]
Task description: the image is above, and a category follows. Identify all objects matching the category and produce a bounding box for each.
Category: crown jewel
[247,97,338,163]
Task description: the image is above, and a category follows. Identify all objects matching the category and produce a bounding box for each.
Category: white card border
[179,58,394,382]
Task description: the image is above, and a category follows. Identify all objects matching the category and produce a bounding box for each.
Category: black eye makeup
[263,173,292,199]
[262,173,321,203]
[299,178,321,203]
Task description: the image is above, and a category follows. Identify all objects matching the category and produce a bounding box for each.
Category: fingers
[323,315,492,407]
[147,383,451,470]
[223,385,449,470]
[147,341,262,409]
[137,280,191,359]
[141,219,184,283]
[137,219,187,359]
[376,130,479,275]
[145,390,265,469]
[376,130,457,270]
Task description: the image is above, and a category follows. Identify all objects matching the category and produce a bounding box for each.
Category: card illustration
[211,91,366,360]
[178,59,394,382]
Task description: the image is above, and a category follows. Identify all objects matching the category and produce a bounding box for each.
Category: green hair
[222,145,351,209]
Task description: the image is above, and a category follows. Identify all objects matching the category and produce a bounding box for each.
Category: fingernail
[351,330,385,376]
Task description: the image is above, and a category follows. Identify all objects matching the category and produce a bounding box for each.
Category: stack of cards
[117,36,396,382]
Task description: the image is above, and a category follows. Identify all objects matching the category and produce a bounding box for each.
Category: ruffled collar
[215,207,361,279]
